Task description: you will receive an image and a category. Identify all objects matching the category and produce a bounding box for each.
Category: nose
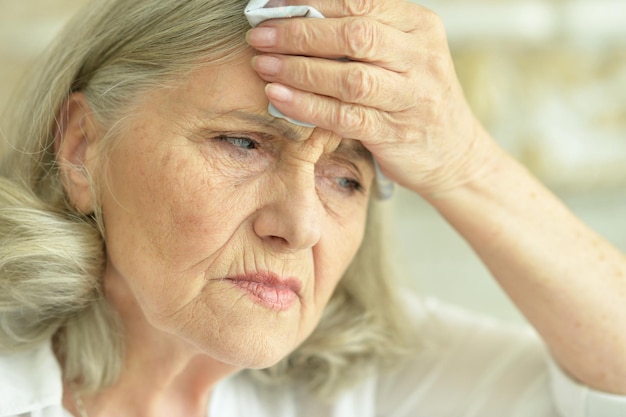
[253,168,323,252]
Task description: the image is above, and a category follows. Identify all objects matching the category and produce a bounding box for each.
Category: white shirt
[1,297,625,417]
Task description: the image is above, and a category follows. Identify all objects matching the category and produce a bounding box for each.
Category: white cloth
[245,0,324,32]
[2,296,626,417]
[0,341,65,417]
[245,0,322,128]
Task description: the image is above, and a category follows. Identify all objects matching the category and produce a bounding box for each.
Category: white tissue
[245,0,323,128]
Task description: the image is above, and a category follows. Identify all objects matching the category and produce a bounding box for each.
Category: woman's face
[98,52,375,368]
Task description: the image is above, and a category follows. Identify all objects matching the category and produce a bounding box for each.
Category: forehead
[204,109,311,142]
[203,109,371,158]
[159,55,372,162]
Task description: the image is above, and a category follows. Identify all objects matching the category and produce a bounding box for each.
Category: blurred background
[1,0,625,323]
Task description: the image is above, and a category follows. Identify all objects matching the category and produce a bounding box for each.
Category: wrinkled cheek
[313,218,367,306]
[143,181,253,270]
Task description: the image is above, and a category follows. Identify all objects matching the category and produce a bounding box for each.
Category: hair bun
[0,177,103,350]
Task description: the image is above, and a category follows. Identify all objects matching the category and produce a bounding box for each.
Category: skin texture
[246,0,626,395]
[57,53,374,416]
[55,0,626,415]
[100,56,374,369]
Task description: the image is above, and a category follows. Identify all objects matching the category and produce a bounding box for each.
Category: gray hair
[0,0,414,398]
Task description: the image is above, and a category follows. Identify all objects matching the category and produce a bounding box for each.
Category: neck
[63,269,240,417]
[72,355,235,417]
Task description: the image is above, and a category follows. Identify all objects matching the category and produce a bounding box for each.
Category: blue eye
[217,135,257,149]
[337,177,364,193]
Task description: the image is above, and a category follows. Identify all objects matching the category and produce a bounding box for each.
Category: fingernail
[246,27,277,48]
[252,55,280,75]
[265,83,292,102]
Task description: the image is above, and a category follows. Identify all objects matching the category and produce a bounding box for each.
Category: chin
[244,355,287,370]
[180,322,304,370]
[154,296,314,369]
[208,338,295,370]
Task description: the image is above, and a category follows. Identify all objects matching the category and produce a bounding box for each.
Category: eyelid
[324,154,370,182]
[208,130,372,180]
[213,131,271,142]
[217,135,257,150]
[215,133,257,143]
[317,158,367,187]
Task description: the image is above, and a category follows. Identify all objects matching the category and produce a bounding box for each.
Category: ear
[55,93,99,214]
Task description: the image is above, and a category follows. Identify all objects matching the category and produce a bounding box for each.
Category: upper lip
[225,272,302,294]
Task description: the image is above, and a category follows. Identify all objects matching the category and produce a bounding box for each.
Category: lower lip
[228,280,299,311]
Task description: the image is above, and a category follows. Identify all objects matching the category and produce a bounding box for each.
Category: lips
[225,272,302,311]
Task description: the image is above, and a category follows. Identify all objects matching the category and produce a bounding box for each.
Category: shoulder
[392,291,544,354]
[0,341,64,417]
[376,294,559,416]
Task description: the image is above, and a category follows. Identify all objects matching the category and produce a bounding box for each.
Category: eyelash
[215,134,258,150]
[336,177,364,194]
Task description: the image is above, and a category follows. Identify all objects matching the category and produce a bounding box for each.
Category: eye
[315,158,368,199]
[337,177,364,193]
[216,135,257,149]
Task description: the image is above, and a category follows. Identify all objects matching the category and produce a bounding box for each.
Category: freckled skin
[99,52,374,369]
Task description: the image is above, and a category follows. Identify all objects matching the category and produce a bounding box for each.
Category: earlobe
[55,93,99,214]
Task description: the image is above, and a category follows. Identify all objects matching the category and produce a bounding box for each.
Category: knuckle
[426,51,452,78]
[344,0,375,17]
[344,19,377,59]
[335,104,368,135]
[287,19,313,49]
[342,65,376,103]
[292,60,315,88]
[422,9,446,37]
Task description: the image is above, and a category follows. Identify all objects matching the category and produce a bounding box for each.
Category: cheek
[100,138,258,313]
[313,209,368,306]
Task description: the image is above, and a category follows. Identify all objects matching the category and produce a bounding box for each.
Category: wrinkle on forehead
[202,109,372,164]
[228,110,312,142]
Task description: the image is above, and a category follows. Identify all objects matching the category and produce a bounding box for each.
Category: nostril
[267,235,289,245]
[253,201,322,252]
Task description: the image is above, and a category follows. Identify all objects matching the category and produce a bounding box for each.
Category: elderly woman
[1,0,625,416]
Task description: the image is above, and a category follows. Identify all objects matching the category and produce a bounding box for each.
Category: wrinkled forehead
[222,110,314,141]
[139,55,372,163]
[203,109,372,161]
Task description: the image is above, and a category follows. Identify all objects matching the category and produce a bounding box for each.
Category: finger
[264,83,395,145]
[252,54,412,112]
[273,0,423,33]
[247,17,416,71]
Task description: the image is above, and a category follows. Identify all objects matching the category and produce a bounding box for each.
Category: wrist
[418,123,507,201]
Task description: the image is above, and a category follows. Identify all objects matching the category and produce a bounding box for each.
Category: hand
[246,0,502,196]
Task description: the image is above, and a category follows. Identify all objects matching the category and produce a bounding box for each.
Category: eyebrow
[333,140,372,164]
[206,110,372,163]
[227,110,306,142]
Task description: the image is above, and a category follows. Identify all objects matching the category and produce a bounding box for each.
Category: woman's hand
[246,0,501,196]
[247,1,626,397]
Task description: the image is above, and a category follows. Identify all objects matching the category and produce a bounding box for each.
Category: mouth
[225,272,302,312]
